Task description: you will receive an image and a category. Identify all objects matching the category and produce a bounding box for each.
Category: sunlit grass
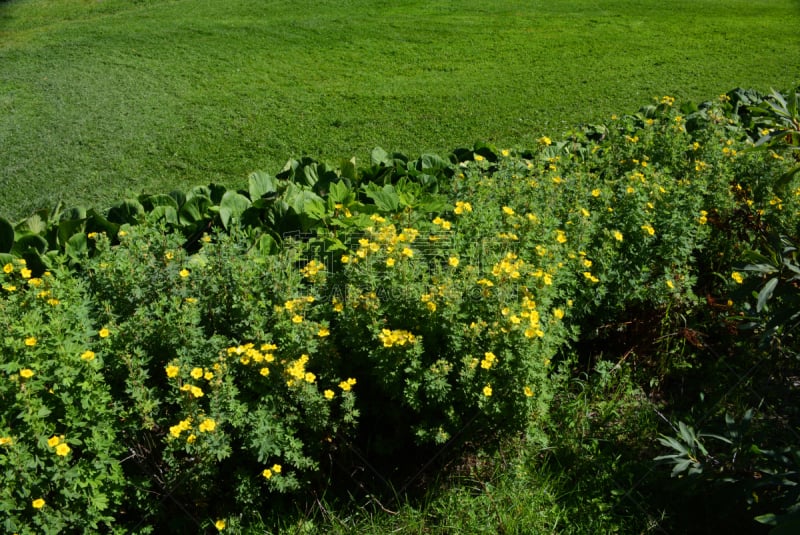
[1,0,798,218]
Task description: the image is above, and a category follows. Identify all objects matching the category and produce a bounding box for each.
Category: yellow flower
[401,247,414,258]
[80,350,96,361]
[448,256,459,267]
[198,418,216,433]
[24,337,37,347]
[165,365,180,378]
[612,230,623,242]
[272,464,282,474]
[118,230,128,237]
[666,280,675,289]
[215,519,226,531]
[20,268,32,279]
[55,443,71,456]
[432,217,452,230]
[318,327,330,337]
[291,315,303,324]
[262,468,273,479]
[260,367,270,376]
[474,154,485,162]
[324,389,335,400]
[19,368,34,379]
[553,308,564,320]
[99,328,110,338]
[0,436,12,447]
[189,385,204,398]
[502,206,515,216]
[32,498,45,509]
[339,378,356,391]
[48,435,60,447]
[583,272,600,283]
[190,367,203,379]
[641,224,656,236]
[3,263,13,274]
[165,251,174,260]
[538,136,552,146]
[524,386,534,397]
[179,269,190,278]
[385,258,396,267]
[483,385,492,397]
[731,272,744,284]
[454,201,473,214]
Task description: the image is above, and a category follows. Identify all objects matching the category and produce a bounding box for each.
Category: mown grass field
[1,0,799,218]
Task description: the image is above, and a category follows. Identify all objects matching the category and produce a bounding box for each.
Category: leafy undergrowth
[1,88,800,533]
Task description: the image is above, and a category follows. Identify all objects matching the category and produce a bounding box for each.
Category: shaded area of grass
[2,0,799,218]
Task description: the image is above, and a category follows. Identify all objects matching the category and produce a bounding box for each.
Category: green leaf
[774,163,800,192]
[417,153,450,172]
[0,217,13,253]
[219,191,252,230]
[249,171,278,200]
[58,206,87,222]
[18,213,47,234]
[65,233,88,262]
[257,233,279,255]
[371,147,391,167]
[340,157,357,181]
[86,209,120,237]
[328,180,353,205]
[140,193,179,212]
[107,199,145,225]
[57,217,86,249]
[285,184,326,230]
[169,190,186,208]
[149,205,179,225]
[757,277,779,313]
[12,233,48,255]
[363,183,400,212]
[179,195,211,225]
[301,162,319,187]
[209,183,227,205]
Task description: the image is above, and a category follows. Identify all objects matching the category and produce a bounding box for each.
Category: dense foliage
[1,87,799,532]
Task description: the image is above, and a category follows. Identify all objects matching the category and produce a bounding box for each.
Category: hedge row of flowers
[1,91,798,532]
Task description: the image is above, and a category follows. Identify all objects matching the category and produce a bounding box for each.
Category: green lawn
[1,0,799,218]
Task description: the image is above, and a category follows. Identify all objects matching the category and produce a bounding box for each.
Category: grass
[1,0,799,219]
[235,358,667,534]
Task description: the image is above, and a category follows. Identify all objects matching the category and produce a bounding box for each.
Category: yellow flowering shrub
[0,88,796,531]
